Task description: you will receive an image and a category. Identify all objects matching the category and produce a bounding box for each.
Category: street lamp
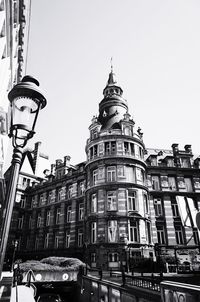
[0,76,46,278]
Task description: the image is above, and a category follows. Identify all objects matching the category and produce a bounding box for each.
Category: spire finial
[110,57,113,73]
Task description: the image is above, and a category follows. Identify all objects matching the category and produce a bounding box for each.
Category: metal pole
[11,241,18,272]
[0,147,22,279]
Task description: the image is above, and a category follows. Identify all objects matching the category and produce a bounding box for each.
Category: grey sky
[25,0,200,165]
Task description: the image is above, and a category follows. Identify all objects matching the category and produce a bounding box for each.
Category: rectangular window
[78,229,83,247]
[91,222,97,243]
[107,191,117,211]
[79,203,84,221]
[91,194,97,213]
[108,220,118,242]
[79,182,85,195]
[90,147,93,159]
[105,142,111,155]
[56,208,61,224]
[144,194,149,213]
[124,142,129,154]
[20,195,26,208]
[152,176,160,190]
[147,222,151,244]
[128,191,137,211]
[93,169,98,185]
[129,221,139,242]
[154,198,163,216]
[181,158,190,168]
[55,234,59,248]
[40,193,45,205]
[22,177,30,188]
[18,216,24,229]
[66,233,70,248]
[91,253,96,263]
[57,188,62,201]
[46,210,51,226]
[171,202,179,217]
[130,143,135,155]
[107,166,116,182]
[93,145,98,157]
[37,214,42,228]
[108,252,119,262]
[124,126,130,136]
[111,142,116,154]
[151,157,157,166]
[157,225,166,244]
[167,158,174,167]
[68,185,73,199]
[48,191,52,203]
[139,147,143,159]
[67,206,72,222]
[175,227,184,245]
[185,178,193,192]
[44,233,50,248]
[168,177,177,191]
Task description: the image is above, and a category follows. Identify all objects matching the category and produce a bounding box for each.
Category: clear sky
[25,0,200,166]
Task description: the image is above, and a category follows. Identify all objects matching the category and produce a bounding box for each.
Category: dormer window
[167,158,174,167]
[181,158,190,168]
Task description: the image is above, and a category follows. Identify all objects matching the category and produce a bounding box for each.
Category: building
[0,0,31,178]
[8,69,200,272]
[4,141,50,264]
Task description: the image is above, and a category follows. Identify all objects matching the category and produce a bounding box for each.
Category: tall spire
[99,63,128,130]
[107,57,117,86]
[111,57,113,72]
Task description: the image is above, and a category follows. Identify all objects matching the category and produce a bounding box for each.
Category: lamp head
[8,76,47,148]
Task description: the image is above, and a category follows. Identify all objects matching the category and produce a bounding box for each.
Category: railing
[125,274,160,291]
[84,267,161,292]
[88,151,144,162]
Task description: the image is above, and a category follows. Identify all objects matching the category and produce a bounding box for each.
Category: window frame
[46,210,51,226]
[157,225,166,244]
[91,194,97,213]
[66,205,72,222]
[107,191,117,211]
[128,191,137,211]
[107,166,116,182]
[78,229,83,247]
[175,226,184,245]
[56,207,61,224]
[154,198,163,216]
[91,222,97,244]
[93,169,98,185]
[79,203,84,220]
[66,233,71,248]
[44,233,50,249]
[129,220,139,243]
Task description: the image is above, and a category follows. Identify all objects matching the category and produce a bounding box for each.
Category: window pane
[107,191,117,211]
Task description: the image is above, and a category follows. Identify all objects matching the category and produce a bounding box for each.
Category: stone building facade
[0,0,31,177]
[8,70,200,271]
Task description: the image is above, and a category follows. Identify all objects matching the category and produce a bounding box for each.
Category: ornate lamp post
[0,76,46,278]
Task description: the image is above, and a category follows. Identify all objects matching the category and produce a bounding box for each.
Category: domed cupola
[98,67,128,130]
